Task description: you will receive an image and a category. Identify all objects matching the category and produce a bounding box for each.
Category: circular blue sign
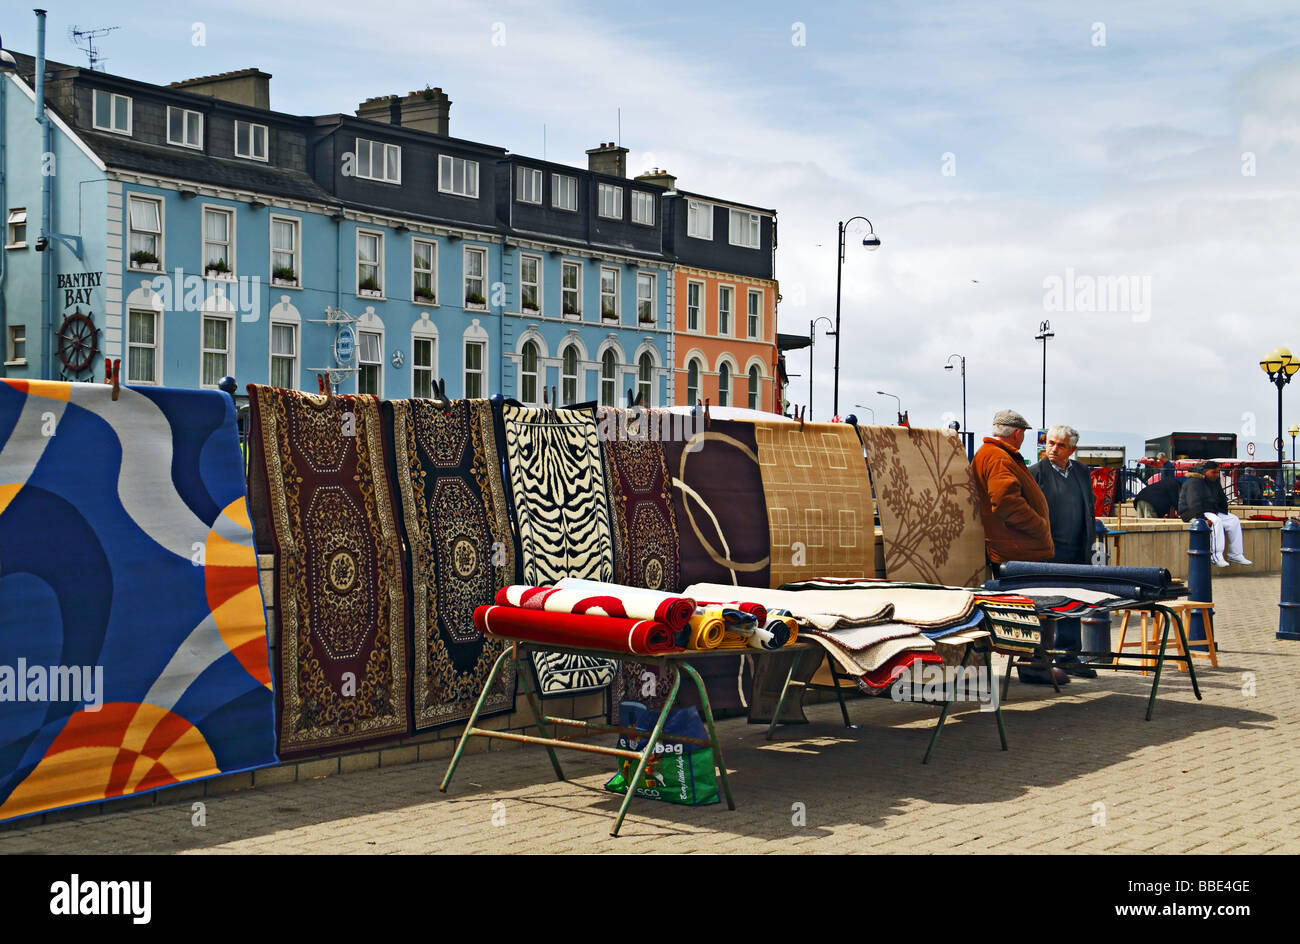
[334,324,356,366]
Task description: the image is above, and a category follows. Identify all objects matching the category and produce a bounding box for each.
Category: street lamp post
[854,403,875,424]
[833,217,881,419]
[878,390,903,426]
[945,353,968,458]
[809,316,834,421]
[1035,320,1054,431]
[1260,347,1299,507]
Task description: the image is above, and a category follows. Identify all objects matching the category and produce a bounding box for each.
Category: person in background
[1236,468,1264,505]
[1135,473,1182,517]
[1029,424,1097,678]
[1179,461,1251,567]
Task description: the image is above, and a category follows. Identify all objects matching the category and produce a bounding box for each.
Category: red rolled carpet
[474,605,683,655]
[693,599,768,625]
[859,651,944,690]
[496,583,696,632]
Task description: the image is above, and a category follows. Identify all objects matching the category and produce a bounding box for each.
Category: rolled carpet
[693,599,768,625]
[995,561,1173,591]
[770,615,799,645]
[715,625,779,650]
[687,611,726,649]
[474,605,682,655]
[500,582,696,631]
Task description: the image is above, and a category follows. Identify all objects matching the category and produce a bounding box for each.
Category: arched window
[601,349,618,407]
[637,352,653,406]
[748,364,761,410]
[687,359,700,405]
[521,340,539,406]
[717,360,731,407]
[561,345,578,405]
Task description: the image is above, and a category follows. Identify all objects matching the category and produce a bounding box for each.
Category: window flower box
[130,250,160,271]
[465,292,486,307]
[601,306,618,319]
[414,292,437,305]
[205,260,234,279]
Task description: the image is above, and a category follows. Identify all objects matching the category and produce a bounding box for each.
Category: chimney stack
[586,142,629,178]
[356,88,452,135]
[170,69,272,109]
[635,167,676,190]
[357,94,399,124]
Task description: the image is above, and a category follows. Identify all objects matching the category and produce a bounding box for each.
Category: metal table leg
[610,665,683,837]
[680,662,736,813]
[440,644,514,793]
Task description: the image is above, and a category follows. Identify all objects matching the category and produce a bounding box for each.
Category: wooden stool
[1164,601,1217,672]
[1115,610,1159,675]
[1115,603,1216,675]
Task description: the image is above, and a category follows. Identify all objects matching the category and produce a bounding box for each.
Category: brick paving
[2,574,1295,854]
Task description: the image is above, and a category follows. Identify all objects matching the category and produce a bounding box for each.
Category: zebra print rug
[497,403,617,697]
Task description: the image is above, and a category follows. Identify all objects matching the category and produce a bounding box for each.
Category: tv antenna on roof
[69,25,119,71]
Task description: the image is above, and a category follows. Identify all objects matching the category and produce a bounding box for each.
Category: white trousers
[1204,512,1244,560]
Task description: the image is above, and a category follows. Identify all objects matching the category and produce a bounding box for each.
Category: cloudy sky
[6,0,1300,458]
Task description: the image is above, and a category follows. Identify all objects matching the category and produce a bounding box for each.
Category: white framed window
[687,200,713,239]
[638,352,654,406]
[125,310,157,383]
[729,209,761,249]
[270,322,297,389]
[516,167,542,204]
[167,106,203,149]
[235,120,268,161]
[202,206,235,277]
[356,330,381,395]
[686,358,701,405]
[93,89,131,135]
[748,364,761,410]
[413,335,436,398]
[270,215,300,286]
[632,191,655,226]
[464,339,486,398]
[201,315,231,387]
[356,138,401,183]
[636,272,654,324]
[718,360,732,407]
[6,324,27,366]
[747,289,761,339]
[520,254,541,312]
[561,345,579,404]
[439,154,479,198]
[464,246,487,308]
[6,208,27,248]
[357,230,384,295]
[718,286,734,336]
[601,349,618,407]
[599,267,619,320]
[127,197,162,269]
[412,238,437,303]
[521,340,540,406]
[598,183,623,220]
[552,173,577,212]
[562,261,581,317]
[686,280,702,332]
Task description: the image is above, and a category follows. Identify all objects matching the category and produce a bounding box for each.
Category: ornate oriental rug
[856,425,987,588]
[0,380,276,823]
[598,408,681,593]
[247,386,409,757]
[752,420,874,588]
[386,398,516,732]
[497,403,616,697]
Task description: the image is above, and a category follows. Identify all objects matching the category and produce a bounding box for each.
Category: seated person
[1134,473,1181,518]
[1236,469,1264,505]
[1178,461,1251,567]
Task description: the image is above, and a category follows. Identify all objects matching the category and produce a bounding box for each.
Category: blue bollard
[1187,518,1212,649]
[1279,519,1300,641]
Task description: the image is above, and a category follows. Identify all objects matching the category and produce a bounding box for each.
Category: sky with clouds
[5,0,1300,459]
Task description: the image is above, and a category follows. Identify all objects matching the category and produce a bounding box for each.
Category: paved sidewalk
[3,575,1295,854]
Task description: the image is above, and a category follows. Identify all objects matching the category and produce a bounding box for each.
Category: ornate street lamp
[945,354,968,458]
[1260,347,1299,507]
[833,217,880,418]
[1035,321,1054,431]
[809,316,834,421]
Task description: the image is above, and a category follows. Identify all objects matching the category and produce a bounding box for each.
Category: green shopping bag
[605,703,720,806]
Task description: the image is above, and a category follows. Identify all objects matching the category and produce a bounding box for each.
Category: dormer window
[356,138,401,183]
[235,120,268,161]
[167,107,204,149]
[687,200,713,239]
[93,89,132,135]
[439,155,479,198]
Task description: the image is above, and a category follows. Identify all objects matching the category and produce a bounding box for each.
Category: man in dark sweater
[1029,424,1098,678]
[1135,473,1182,517]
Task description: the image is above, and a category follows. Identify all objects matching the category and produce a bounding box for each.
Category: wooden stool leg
[1114,611,1132,669]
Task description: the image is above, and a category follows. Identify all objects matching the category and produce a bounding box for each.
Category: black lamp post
[945,353,968,458]
[1035,320,1054,430]
[833,217,880,418]
[1260,347,1298,507]
[809,316,834,421]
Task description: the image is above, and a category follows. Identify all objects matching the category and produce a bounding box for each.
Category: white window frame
[686,358,702,405]
[632,191,655,226]
[599,266,619,320]
[166,106,204,150]
[93,89,132,135]
[6,324,27,366]
[637,351,654,406]
[412,333,437,399]
[234,120,268,161]
[636,272,654,324]
[600,349,619,407]
[552,173,578,212]
[717,358,733,408]
[560,344,580,404]
[747,289,762,339]
[463,246,487,309]
[516,167,543,204]
[464,338,487,398]
[561,260,582,318]
[6,208,27,249]
[598,183,623,220]
[201,205,235,278]
[269,214,300,287]
[357,328,383,397]
[747,364,762,410]
[269,321,298,390]
[439,154,480,198]
[717,285,734,337]
[412,238,438,304]
[200,313,233,389]
[355,138,402,184]
[686,280,703,333]
[520,339,542,406]
[729,209,761,249]
[125,309,159,384]
[356,229,385,296]
[687,200,713,240]
[127,196,163,270]
[520,253,542,313]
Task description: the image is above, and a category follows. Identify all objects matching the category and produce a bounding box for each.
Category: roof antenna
[543,123,547,161]
[69,25,119,71]
[617,107,621,148]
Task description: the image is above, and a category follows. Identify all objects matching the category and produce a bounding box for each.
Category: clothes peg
[105,358,121,400]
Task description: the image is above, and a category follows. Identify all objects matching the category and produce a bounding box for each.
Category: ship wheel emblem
[56,309,99,374]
